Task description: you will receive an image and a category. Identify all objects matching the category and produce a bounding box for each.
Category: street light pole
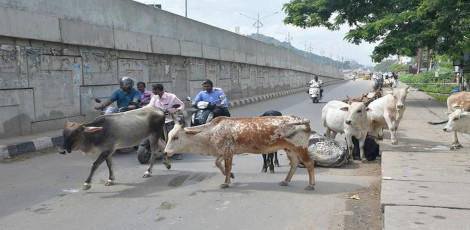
[239,11,278,37]
[185,0,187,17]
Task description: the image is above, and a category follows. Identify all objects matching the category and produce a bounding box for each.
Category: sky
[133,0,378,67]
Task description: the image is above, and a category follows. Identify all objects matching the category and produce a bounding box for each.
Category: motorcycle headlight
[197,101,209,109]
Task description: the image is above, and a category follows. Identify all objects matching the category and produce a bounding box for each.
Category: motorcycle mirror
[218,95,226,100]
[186,96,192,101]
[172,104,181,108]
[94,98,102,103]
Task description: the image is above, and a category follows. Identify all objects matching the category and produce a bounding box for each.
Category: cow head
[164,116,202,156]
[393,86,410,110]
[59,121,102,154]
[443,109,470,133]
[341,102,371,126]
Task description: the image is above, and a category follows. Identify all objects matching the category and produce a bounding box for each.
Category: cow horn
[346,95,352,104]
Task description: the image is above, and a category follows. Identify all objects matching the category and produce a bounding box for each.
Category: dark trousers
[213,107,231,118]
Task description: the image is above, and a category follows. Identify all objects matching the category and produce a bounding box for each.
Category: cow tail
[427,120,448,125]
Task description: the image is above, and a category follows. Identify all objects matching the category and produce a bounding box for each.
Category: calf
[260,110,282,173]
[368,86,410,144]
[59,107,167,190]
[164,115,316,190]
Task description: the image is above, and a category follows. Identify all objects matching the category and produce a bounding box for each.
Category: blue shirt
[109,88,141,108]
[192,89,229,107]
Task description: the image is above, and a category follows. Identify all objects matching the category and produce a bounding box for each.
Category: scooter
[190,95,225,126]
[308,83,322,103]
[137,104,182,164]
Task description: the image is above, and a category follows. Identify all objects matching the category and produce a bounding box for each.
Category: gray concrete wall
[0,0,343,138]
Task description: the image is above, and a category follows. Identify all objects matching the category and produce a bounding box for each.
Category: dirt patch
[0,147,58,163]
[319,160,381,177]
[343,168,382,230]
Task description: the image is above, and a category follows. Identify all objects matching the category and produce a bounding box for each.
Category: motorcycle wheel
[137,145,151,164]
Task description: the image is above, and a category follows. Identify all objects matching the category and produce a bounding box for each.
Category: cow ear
[84,126,103,133]
[340,107,349,111]
[184,130,201,135]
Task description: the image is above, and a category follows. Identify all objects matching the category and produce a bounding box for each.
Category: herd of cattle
[59,87,470,191]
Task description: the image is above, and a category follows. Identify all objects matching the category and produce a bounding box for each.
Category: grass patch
[427,93,448,104]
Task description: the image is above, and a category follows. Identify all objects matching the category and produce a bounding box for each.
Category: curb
[1,79,347,159]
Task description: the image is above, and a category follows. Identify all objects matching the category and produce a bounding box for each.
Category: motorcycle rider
[192,79,231,118]
[307,76,324,99]
[145,84,185,160]
[94,76,141,111]
[136,81,154,106]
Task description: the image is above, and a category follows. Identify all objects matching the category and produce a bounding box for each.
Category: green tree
[283,0,470,62]
[390,63,409,72]
[374,59,396,72]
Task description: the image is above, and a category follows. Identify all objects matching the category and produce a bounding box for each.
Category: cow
[443,109,470,141]
[321,100,372,162]
[164,115,316,190]
[428,92,470,148]
[341,91,382,104]
[368,86,410,145]
[260,110,283,173]
[59,107,167,190]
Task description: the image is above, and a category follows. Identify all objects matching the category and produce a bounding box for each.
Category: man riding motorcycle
[307,76,324,99]
[192,79,231,118]
[94,76,141,111]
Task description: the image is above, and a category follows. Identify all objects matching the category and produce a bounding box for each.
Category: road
[0,80,382,230]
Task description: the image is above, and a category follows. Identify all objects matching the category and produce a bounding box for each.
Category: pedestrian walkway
[379,85,470,230]
[0,79,346,159]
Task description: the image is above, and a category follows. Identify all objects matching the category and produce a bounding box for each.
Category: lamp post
[185,0,187,17]
[239,11,279,37]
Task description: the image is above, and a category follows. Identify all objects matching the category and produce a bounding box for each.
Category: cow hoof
[230,173,235,179]
[82,183,91,190]
[261,168,267,173]
[219,184,229,189]
[275,161,280,167]
[143,172,151,178]
[391,141,398,145]
[105,180,115,186]
[305,185,315,190]
[451,145,463,150]
[165,164,171,170]
[269,169,274,173]
[278,181,288,186]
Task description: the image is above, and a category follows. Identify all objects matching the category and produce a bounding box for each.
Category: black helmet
[120,77,134,91]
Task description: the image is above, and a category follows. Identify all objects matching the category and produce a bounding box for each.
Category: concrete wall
[0,0,343,138]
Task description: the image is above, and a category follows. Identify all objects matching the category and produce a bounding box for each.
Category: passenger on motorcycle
[94,76,141,111]
[145,84,185,160]
[192,79,231,118]
[136,81,154,106]
[307,76,324,98]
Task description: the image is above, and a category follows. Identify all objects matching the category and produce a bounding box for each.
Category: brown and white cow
[368,86,410,144]
[59,107,167,190]
[164,115,316,190]
[429,92,470,148]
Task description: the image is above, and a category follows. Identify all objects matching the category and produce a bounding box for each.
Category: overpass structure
[0,0,343,138]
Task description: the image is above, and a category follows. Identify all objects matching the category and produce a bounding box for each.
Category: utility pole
[239,11,278,37]
[185,0,187,17]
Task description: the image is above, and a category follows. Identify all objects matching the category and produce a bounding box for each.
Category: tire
[137,145,151,164]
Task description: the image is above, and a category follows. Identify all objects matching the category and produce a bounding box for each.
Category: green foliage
[414,85,455,94]
[390,63,409,72]
[374,59,396,72]
[283,0,470,62]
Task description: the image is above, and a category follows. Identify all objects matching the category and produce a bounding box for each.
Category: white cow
[322,100,372,161]
[443,109,470,139]
[368,86,410,145]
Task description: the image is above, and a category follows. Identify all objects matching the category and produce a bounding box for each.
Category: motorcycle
[190,95,225,126]
[94,98,136,115]
[137,104,182,164]
[308,82,322,103]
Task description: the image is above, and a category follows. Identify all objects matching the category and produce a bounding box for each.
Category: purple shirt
[145,92,185,123]
[139,89,154,105]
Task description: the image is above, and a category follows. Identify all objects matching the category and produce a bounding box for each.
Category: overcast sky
[134,0,377,66]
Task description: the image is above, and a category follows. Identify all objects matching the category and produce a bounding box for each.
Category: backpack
[352,136,380,161]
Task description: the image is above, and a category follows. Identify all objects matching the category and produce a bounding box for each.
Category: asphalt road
[0,79,381,230]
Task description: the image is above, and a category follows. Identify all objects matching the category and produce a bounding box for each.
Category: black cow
[59,107,167,190]
[260,110,282,173]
